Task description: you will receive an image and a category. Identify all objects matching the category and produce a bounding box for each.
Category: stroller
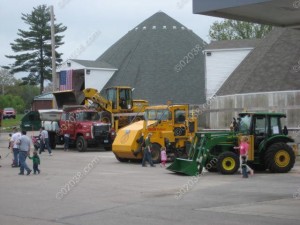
[32,136,42,152]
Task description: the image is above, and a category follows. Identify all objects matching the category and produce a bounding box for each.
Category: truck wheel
[76,136,87,152]
[50,141,56,150]
[264,143,295,173]
[217,152,239,175]
[151,143,161,164]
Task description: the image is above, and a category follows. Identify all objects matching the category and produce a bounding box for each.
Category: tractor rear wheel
[264,143,295,173]
[115,155,129,162]
[151,143,161,164]
[217,152,239,175]
[76,136,87,152]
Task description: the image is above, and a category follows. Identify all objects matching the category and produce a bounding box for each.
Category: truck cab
[59,106,115,151]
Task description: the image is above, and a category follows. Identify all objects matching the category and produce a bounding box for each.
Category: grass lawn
[1,114,24,132]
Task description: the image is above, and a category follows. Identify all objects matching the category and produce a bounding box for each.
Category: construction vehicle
[167,112,296,176]
[52,86,148,151]
[112,104,198,163]
[54,86,148,130]
[38,107,113,151]
[83,86,148,129]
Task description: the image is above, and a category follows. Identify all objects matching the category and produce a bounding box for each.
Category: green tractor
[167,112,296,176]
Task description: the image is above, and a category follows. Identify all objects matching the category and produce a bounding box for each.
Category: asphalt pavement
[0,132,300,225]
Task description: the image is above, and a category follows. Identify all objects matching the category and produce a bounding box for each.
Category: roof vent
[163,25,167,29]
[152,26,156,30]
[181,26,185,30]
[173,26,177,29]
[142,26,147,30]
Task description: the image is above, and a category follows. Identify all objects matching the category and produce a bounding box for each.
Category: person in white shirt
[10,127,22,167]
[39,127,52,156]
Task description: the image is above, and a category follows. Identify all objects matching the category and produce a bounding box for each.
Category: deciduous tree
[209,19,273,41]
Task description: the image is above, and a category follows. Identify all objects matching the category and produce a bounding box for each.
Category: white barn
[203,39,260,98]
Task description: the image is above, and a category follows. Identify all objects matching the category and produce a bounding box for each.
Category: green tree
[6,80,40,110]
[5,4,67,94]
[0,68,16,95]
[0,94,25,113]
[209,19,273,41]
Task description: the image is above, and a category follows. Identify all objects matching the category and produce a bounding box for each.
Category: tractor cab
[238,112,286,145]
[237,112,292,162]
[105,86,133,112]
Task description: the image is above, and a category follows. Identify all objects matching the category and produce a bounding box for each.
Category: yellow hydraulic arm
[83,88,113,113]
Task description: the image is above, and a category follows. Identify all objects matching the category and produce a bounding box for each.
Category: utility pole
[50,5,57,108]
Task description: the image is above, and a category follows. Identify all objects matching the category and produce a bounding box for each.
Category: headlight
[86,133,90,137]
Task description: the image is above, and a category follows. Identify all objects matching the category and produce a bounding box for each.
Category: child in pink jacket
[160,147,167,167]
[235,136,254,176]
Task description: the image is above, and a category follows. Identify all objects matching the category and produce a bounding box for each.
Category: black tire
[206,157,219,172]
[49,132,56,149]
[115,155,129,162]
[217,152,239,175]
[251,163,266,171]
[100,111,111,123]
[50,141,56,150]
[76,136,87,152]
[150,143,161,164]
[104,146,112,151]
[264,143,295,173]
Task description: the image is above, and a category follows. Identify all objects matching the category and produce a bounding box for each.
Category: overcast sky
[0,0,221,79]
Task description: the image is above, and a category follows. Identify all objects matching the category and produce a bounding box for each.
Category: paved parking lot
[0,132,300,225]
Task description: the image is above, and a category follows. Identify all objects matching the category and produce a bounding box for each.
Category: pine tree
[5,5,67,94]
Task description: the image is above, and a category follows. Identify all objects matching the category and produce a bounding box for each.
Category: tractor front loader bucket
[167,158,200,176]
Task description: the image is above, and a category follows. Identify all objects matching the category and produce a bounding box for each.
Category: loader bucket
[167,158,200,176]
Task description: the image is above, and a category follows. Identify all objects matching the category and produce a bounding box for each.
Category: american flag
[59,70,73,91]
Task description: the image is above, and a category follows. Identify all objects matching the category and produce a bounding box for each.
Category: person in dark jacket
[283,126,288,135]
[28,151,40,174]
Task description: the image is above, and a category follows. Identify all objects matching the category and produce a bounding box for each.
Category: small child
[28,151,41,174]
[8,133,12,149]
[241,155,248,178]
[160,147,167,167]
[234,136,254,176]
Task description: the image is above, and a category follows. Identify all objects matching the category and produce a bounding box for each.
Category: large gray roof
[205,39,260,50]
[217,28,300,96]
[96,12,207,105]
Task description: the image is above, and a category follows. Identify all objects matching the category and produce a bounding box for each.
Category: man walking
[18,130,32,175]
[10,127,21,167]
[142,133,155,167]
[40,127,52,156]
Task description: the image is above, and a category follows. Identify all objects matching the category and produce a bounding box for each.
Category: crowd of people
[3,127,51,175]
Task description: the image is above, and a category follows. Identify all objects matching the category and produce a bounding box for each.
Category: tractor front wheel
[264,143,295,173]
[217,152,239,175]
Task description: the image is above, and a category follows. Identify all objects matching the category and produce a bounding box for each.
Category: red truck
[39,106,115,151]
[2,107,16,119]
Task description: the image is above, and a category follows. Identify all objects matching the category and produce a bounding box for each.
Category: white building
[203,39,260,98]
[57,59,117,92]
